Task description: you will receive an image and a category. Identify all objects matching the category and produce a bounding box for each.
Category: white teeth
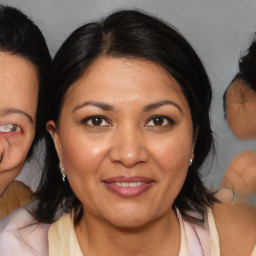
[113,182,145,187]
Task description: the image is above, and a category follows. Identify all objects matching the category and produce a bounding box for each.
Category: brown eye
[146,116,174,127]
[82,116,110,127]
[152,117,164,126]
[91,117,103,126]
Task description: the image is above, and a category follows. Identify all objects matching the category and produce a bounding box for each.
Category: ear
[46,120,63,163]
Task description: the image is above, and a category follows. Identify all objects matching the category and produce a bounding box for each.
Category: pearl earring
[189,159,193,166]
[59,162,66,182]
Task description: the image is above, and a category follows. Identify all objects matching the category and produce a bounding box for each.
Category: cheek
[148,134,192,196]
[59,134,109,209]
[150,136,192,170]
[59,133,109,176]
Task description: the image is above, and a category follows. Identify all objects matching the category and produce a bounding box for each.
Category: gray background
[2,0,256,190]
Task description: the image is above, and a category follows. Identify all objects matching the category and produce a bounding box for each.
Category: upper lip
[102,176,154,183]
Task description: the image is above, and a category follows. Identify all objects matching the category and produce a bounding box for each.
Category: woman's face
[0,52,38,193]
[50,57,195,228]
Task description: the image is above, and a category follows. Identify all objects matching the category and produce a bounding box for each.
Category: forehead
[64,57,188,108]
[0,52,38,111]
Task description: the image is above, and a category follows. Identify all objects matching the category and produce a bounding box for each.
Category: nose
[109,126,149,168]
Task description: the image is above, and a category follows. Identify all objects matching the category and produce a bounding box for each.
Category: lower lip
[103,182,154,198]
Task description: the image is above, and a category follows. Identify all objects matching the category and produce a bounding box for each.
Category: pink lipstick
[102,176,154,198]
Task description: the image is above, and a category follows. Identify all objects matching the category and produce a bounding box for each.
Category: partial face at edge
[0,52,38,193]
[49,57,195,228]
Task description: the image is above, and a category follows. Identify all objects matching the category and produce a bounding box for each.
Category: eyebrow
[73,100,183,114]
[3,108,33,124]
[143,100,183,114]
[73,101,114,112]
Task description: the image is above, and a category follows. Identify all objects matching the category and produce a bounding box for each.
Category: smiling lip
[102,176,154,198]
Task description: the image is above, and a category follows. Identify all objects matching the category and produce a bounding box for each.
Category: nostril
[111,150,148,168]
[109,132,149,167]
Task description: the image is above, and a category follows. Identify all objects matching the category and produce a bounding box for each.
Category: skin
[222,151,256,197]
[216,150,256,203]
[215,154,256,255]
[48,57,196,256]
[220,79,256,254]
[225,79,256,139]
[0,52,38,195]
[213,202,256,256]
[222,79,256,201]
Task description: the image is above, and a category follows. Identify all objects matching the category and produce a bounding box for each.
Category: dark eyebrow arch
[73,101,114,112]
[143,100,183,114]
[4,108,33,124]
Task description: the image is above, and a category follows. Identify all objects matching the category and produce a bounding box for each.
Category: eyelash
[81,116,111,127]
[0,124,21,133]
[81,115,175,128]
[146,115,175,127]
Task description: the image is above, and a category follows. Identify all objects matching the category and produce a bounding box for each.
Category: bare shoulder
[212,202,256,256]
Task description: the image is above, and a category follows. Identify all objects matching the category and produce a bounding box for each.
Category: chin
[101,207,158,230]
[110,216,151,230]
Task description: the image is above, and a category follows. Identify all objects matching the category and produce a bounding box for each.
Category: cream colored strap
[207,208,220,256]
[251,245,256,256]
[176,208,189,256]
[48,213,83,256]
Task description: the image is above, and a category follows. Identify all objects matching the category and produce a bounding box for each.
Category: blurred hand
[0,135,27,194]
[217,151,256,203]
[0,136,10,169]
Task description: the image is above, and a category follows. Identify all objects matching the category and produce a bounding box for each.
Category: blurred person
[224,36,256,139]
[221,37,256,202]
[0,5,51,219]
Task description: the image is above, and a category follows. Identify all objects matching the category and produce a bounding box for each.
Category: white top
[48,207,220,256]
[0,206,254,255]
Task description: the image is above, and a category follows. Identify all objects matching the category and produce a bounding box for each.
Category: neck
[75,208,180,256]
